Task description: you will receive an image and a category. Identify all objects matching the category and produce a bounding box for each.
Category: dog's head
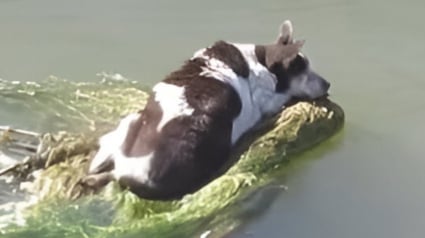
[256,20,330,99]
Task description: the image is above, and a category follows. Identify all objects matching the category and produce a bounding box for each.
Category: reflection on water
[1,0,425,237]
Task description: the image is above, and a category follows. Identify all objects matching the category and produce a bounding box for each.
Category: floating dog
[85,20,330,200]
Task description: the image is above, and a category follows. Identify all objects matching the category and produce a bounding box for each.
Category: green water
[1,0,425,237]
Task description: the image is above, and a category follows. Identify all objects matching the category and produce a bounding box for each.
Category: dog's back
[119,57,242,198]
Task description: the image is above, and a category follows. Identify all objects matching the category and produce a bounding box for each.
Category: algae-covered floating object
[0,77,344,237]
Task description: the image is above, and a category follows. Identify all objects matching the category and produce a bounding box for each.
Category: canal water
[1,0,425,237]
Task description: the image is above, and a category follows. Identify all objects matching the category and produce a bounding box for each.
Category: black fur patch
[255,45,289,92]
[288,54,308,75]
[120,58,243,199]
[204,41,250,78]
[122,98,162,157]
[164,58,242,117]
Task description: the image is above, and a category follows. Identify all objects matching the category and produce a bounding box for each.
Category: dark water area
[1,0,425,237]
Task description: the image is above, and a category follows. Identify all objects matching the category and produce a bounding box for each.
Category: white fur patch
[90,113,154,185]
[112,151,154,186]
[88,131,114,174]
[193,43,291,144]
[152,82,194,131]
[89,113,139,174]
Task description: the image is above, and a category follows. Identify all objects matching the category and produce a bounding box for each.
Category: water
[1,0,425,237]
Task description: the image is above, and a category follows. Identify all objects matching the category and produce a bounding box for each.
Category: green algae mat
[0,75,344,237]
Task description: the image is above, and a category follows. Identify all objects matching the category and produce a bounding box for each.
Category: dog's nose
[322,80,331,91]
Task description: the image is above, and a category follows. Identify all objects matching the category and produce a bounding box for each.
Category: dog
[85,20,330,200]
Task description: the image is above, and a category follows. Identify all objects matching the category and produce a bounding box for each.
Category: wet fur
[86,20,330,200]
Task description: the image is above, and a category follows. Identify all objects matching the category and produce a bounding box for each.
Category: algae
[0,76,344,238]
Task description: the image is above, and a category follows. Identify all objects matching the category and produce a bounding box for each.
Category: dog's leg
[89,154,114,174]
[80,171,114,188]
[89,130,117,174]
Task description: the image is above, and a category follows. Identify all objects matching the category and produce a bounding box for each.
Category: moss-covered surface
[0,76,344,238]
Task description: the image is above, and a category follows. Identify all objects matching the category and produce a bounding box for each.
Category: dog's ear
[266,39,305,68]
[277,20,293,45]
[291,40,305,53]
[282,40,305,67]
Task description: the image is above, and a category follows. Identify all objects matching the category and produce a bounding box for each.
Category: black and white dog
[86,20,330,200]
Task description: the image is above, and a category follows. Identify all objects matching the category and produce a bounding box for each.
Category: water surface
[1,0,425,237]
